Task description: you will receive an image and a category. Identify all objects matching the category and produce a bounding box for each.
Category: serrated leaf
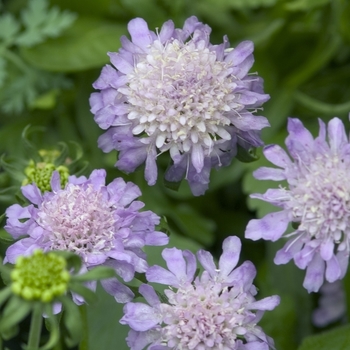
[20,17,127,72]
[0,67,71,114]
[15,0,77,47]
[40,8,77,38]
[0,13,20,44]
[21,0,48,28]
[0,73,37,113]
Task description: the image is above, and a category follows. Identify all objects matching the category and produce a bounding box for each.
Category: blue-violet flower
[120,236,280,350]
[5,169,169,303]
[245,117,350,292]
[90,16,270,196]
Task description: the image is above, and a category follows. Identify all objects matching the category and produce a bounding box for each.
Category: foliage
[0,0,350,349]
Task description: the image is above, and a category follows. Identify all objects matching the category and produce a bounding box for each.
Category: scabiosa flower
[245,117,350,292]
[4,169,169,303]
[120,236,280,350]
[90,16,270,196]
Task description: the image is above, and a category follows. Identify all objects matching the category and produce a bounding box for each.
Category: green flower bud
[11,250,70,302]
[23,159,69,192]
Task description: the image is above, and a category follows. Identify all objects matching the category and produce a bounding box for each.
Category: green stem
[27,303,43,350]
[78,305,88,350]
[294,90,350,115]
[2,49,32,74]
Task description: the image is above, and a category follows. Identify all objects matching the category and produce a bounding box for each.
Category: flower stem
[78,305,88,350]
[2,49,32,74]
[27,303,43,350]
[294,90,350,115]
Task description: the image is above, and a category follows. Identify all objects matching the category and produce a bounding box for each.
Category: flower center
[11,249,70,302]
[291,152,350,246]
[160,283,249,349]
[119,39,236,153]
[37,184,117,255]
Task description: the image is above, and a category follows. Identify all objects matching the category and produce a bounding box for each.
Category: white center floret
[159,283,250,349]
[118,39,237,154]
[291,152,350,248]
[37,184,117,255]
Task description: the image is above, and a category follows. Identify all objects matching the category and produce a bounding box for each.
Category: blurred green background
[1,0,350,349]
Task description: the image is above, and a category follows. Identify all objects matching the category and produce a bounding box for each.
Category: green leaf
[0,72,37,113]
[0,57,7,88]
[86,285,129,350]
[72,266,116,282]
[53,251,82,273]
[0,13,20,44]
[0,261,13,284]
[286,0,330,11]
[0,58,71,114]
[298,324,350,350]
[0,295,32,339]
[20,17,127,72]
[41,304,60,350]
[0,154,26,183]
[236,145,260,163]
[15,0,77,47]
[0,287,12,308]
[59,296,83,347]
[156,216,171,237]
[29,89,59,110]
[194,0,277,10]
[68,282,98,304]
[164,177,182,191]
[171,203,215,246]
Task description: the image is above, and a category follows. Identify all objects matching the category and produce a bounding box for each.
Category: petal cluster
[5,169,169,302]
[90,16,270,195]
[120,236,279,350]
[245,117,350,292]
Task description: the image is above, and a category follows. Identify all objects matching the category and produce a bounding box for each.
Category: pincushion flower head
[4,169,169,302]
[120,236,280,350]
[245,117,350,292]
[90,16,270,196]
